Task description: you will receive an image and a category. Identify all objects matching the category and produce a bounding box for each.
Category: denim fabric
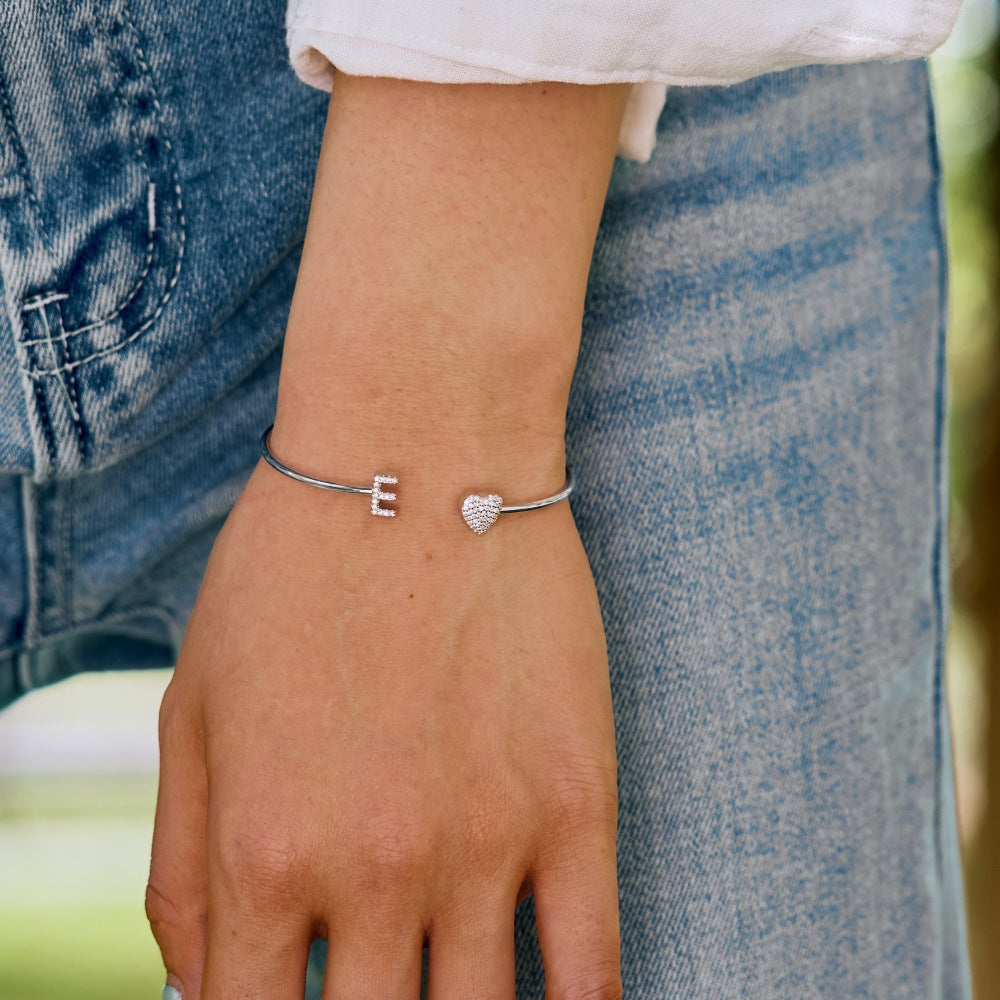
[0,0,327,702]
[0,2,971,995]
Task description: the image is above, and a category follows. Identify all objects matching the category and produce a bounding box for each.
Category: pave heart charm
[461,493,503,534]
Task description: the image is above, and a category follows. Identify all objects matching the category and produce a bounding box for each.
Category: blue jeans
[0,2,971,995]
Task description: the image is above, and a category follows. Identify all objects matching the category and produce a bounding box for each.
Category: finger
[146,681,209,999]
[200,862,315,1000]
[425,891,517,1000]
[321,909,425,999]
[532,830,623,1000]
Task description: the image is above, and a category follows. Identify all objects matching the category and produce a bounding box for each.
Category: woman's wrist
[269,309,573,513]
[266,388,570,534]
[266,73,629,517]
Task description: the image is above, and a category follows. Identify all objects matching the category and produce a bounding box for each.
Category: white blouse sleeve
[286,1,962,163]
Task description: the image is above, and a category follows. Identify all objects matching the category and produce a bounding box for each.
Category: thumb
[146,679,209,1000]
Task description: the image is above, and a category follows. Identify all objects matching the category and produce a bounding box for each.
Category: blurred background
[2,3,1000,996]
[936,0,1000,994]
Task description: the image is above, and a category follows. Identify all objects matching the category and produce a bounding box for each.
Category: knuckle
[157,683,181,745]
[545,762,619,832]
[157,680,197,754]
[213,825,304,907]
[144,879,204,944]
[349,809,435,895]
[455,796,512,879]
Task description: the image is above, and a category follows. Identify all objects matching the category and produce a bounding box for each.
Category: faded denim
[0,1,971,995]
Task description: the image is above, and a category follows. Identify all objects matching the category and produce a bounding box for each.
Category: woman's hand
[146,456,621,998]
[145,69,629,998]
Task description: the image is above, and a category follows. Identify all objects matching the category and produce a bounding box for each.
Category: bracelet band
[258,424,576,534]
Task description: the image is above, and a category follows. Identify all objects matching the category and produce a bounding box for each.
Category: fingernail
[162,984,182,1000]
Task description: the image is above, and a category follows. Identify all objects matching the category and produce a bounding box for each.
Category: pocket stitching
[20,0,186,374]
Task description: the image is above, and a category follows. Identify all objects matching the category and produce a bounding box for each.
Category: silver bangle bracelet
[258,424,576,534]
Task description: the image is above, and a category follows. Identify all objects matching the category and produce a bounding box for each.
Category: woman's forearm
[149,74,628,1000]
[269,74,630,532]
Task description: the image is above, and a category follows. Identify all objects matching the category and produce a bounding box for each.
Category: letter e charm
[371,474,398,517]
